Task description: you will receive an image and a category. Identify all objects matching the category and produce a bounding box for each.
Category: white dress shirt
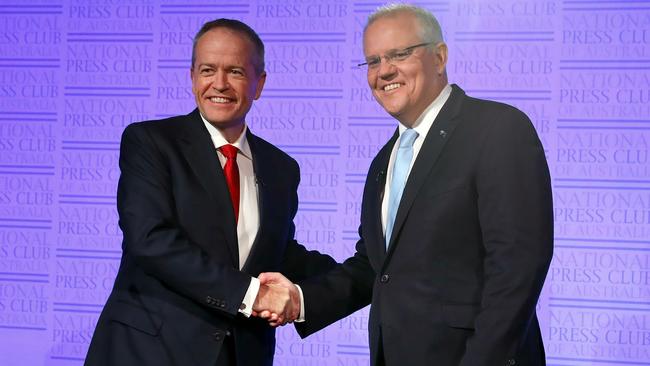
[201,115,260,316]
[381,84,452,234]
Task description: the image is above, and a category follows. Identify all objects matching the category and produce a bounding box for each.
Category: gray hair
[365,3,444,44]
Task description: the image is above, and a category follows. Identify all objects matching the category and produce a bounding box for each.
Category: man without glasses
[85,18,336,366]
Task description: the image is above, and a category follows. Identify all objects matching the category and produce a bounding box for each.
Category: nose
[377,58,397,80]
[211,70,229,91]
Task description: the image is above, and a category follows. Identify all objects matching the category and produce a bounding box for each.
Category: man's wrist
[295,284,305,322]
[239,277,260,317]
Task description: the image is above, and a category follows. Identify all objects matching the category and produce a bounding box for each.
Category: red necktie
[219,144,240,223]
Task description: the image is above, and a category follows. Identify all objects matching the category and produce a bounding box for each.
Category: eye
[392,50,412,60]
[366,57,381,68]
[200,67,214,75]
[230,69,244,76]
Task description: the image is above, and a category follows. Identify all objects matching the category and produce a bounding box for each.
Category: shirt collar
[397,84,452,138]
[199,113,252,160]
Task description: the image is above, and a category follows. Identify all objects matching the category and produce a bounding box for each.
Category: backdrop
[0,0,649,365]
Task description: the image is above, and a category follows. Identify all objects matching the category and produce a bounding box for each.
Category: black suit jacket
[297,85,553,366]
[85,109,336,366]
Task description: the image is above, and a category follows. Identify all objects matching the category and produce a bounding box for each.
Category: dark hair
[191,18,265,74]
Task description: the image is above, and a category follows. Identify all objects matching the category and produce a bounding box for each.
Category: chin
[379,99,403,111]
[204,114,230,124]
[383,104,405,116]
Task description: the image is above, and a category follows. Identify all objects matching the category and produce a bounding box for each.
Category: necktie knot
[220,144,238,159]
[399,129,418,148]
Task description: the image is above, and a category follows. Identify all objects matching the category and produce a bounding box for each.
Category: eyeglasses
[358,41,436,70]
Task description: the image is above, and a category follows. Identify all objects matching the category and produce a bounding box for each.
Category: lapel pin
[439,130,447,138]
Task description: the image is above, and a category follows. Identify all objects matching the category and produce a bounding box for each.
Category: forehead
[194,28,255,64]
[363,12,422,55]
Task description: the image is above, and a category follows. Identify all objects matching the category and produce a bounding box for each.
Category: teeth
[383,83,401,91]
[210,97,230,103]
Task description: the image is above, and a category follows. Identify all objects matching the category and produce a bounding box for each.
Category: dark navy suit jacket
[297,85,553,366]
[85,109,336,366]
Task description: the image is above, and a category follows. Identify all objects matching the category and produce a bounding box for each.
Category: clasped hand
[252,272,299,327]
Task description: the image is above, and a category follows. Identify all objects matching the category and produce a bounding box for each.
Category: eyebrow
[196,63,247,71]
[366,46,413,57]
[196,63,214,68]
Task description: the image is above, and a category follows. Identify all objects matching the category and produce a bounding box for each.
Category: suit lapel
[368,134,396,259]
[178,109,239,267]
[384,85,466,259]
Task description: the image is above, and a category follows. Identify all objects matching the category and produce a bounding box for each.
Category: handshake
[251,272,299,327]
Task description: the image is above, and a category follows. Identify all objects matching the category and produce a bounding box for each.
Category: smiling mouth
[383,83,401,91]
[208,96,232,104]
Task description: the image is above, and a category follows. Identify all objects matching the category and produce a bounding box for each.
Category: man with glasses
[261,4,553,366]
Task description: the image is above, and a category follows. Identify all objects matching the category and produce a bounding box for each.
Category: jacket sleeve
[460,107,553,365]
[117,123,251,316]
[294,228,375,338]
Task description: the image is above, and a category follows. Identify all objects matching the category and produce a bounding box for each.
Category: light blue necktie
[385,129,418,248]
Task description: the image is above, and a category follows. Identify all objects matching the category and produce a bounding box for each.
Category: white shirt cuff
[239,277,260,317]
[295,284,305,322]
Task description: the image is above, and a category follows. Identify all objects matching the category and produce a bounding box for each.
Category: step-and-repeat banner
[0,1,648,365]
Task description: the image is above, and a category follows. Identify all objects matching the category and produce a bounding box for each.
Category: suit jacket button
[506,359,515,366]
[213,332,222,341]
[380,274,389,283]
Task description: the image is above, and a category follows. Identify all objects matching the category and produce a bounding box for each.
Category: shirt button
[380,274,389,283]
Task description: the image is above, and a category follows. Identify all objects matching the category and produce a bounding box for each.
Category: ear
[190,66,197,93]
[435,43,448,75]
[254,71,266,100]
